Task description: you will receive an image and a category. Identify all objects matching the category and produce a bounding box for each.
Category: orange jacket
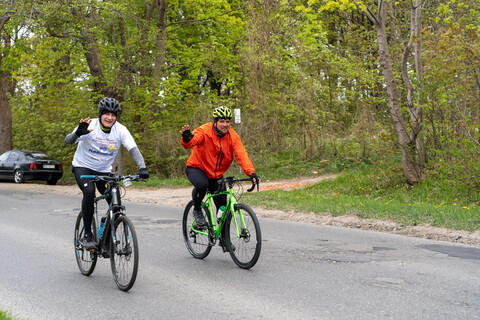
[181,122,255,179]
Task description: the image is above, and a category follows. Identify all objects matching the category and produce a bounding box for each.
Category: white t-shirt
[72,119,137,172]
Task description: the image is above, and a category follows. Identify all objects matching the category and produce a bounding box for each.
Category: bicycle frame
[193,182,250,242]
[82,175,128,253]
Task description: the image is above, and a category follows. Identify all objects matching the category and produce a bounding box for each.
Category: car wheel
[14,170,25,183]
[47,178,58,185]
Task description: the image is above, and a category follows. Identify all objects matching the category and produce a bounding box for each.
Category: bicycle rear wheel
[110,214,138,291]
[225,203,262,269]
[182,200,212,259]
[74,211,97,276]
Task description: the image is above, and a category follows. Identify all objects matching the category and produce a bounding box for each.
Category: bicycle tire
[182,200,212,259]
[225,203,262,269]
[74,211,98,276]
[110,214,139,291]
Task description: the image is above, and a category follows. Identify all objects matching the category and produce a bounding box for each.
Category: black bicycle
[74,174,142,291]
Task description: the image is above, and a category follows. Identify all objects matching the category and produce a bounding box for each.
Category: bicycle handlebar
[216,176,260,193]
[80,174,145,183]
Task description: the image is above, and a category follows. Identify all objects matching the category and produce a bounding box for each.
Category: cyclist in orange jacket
[180,106,260,228]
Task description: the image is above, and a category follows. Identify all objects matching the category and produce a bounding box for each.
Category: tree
[316,0,427,185]
[0,2,18,154]
[5,0,250,176]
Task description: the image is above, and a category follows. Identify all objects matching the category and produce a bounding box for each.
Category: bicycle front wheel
[74,211,97,276]
[110,214,139,291]
[182,200,212,259]
[225,203,262,269]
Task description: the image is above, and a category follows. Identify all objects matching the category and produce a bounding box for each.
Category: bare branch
[412,0,427,10]
[351,0,379,26]
[0,12,16,31]
[466,129,480,148]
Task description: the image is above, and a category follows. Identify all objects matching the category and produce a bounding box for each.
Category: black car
[0,150,63,185]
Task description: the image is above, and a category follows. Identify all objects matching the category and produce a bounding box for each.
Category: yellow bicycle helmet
[212,106,232,119]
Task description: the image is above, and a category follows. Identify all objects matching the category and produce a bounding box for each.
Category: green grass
[225,152,343,183]
[243,163,480,232]
[0,311,17,320]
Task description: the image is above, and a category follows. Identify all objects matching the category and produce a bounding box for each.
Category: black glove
[138,167,149,179]
[250,172,260,183]
[182,129,194,143]
[75,122,91,137]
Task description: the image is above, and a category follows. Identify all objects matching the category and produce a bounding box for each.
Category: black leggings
[186,166,227,212]
[73,167,109,236]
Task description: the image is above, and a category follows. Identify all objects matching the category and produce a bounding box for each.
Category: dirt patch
[3,174,480,248]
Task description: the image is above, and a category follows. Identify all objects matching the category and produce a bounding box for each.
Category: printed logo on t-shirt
[90,137,116,156]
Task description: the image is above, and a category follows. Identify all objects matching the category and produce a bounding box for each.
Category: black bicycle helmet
[98,97,120,117]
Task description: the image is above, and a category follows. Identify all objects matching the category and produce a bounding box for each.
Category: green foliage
[5,0,480,202]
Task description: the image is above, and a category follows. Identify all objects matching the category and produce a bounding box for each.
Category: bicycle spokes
[74,212,98,276]
[110,216,138,291]
[226,203,262,269]
[183,201,212,259]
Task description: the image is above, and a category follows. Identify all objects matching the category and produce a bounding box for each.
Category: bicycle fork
[109,209,132,256]
[230,204,250,241]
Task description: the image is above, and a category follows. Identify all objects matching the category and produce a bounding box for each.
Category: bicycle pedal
[218,239,228,253]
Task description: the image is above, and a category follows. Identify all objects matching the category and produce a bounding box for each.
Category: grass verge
[0,311,16,320]
[244,160,480,232]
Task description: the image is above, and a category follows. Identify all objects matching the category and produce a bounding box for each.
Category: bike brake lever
[247,180,256,192]
[214,177,226,194]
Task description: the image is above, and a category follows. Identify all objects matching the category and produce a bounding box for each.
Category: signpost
[234,109,242,174]
[234,108,241,138]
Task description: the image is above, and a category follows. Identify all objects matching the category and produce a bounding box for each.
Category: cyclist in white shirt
[65,97,149,249]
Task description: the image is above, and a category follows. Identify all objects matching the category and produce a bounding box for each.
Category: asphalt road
[0,186,479,320]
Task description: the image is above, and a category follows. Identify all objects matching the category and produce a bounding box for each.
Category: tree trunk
[72,7,125,173]
[412,1,426,168]
[401,0,426,179]
[116,16,134,90]
[358,0,423,185]
[0,74,13,154]
[154,0,167,83]
[377,28,421,184]
[139,0,158,87]
[0,29,15,154]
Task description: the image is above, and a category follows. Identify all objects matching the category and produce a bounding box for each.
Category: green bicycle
[182,176,262,269]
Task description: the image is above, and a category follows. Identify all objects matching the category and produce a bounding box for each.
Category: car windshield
[24,152,50,160]
[0,152,10,161]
